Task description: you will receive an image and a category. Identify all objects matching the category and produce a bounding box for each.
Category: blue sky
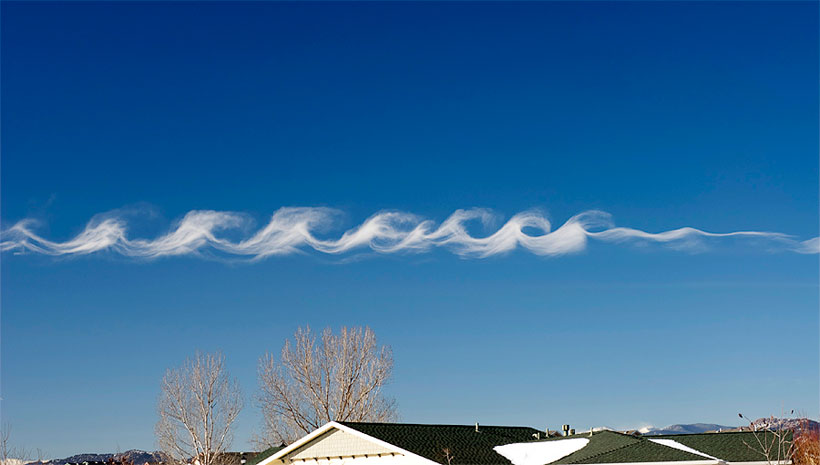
[1,0,818,458]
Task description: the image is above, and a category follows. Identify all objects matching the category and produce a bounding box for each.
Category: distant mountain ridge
[639,418,820,436]
[751,417,820,433]
[640,423,734,435]
[25,450,168,465]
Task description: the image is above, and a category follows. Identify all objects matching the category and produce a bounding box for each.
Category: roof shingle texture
[540,431,707,464]
[653,431,793,462]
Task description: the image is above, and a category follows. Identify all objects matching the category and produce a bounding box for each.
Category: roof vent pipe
[475,422,479,432]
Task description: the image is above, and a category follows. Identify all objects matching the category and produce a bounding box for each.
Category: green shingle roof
[538,430,795,464]
[653,431,793,463]
[339,422,543,465]
[537,431,707,465]
[248,446,285,465]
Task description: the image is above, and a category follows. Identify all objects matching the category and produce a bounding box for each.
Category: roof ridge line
[339,421,538,429]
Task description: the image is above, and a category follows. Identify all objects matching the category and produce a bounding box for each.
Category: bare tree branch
[156,352,243,465]
[257,326,397,445]
[739,412,797,465]
[1,423,33,464]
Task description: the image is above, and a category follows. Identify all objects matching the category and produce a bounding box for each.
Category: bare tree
[0,425,11,465]
[441,448,455,465]
[156,352,243,465]
[738,412,797,465]
[1,423,32,465]
[257,326,397,445]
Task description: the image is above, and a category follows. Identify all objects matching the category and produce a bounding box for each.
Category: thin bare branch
[156,352,243,465]
[257,326,397,445]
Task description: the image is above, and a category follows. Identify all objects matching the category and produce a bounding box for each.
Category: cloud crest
[1,207,816,260]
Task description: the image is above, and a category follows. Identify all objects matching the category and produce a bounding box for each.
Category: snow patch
[494,438,590,465]
[648,439,718,460]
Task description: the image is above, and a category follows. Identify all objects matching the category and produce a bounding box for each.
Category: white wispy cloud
[1,207,816,260]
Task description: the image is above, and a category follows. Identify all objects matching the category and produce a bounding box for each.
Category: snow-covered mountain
[639,423,735,435]
[639,418,820,436]
[751,417,820,432]
[25,450,168,465]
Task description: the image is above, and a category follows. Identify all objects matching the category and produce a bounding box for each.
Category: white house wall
[286,454,432,465]
[290,429,394,459]
[285,429,429,465]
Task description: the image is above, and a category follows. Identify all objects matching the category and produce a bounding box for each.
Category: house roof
[253,423,793,465]
[652,431,793,463]
[513,430,793,465]
[337,422,544,465]
[248,446,286,465]
[529,431,708,465]
[220,452,271,465]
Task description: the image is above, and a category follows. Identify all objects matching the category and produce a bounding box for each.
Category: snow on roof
[494,438,590,465]
[647,439,719,461]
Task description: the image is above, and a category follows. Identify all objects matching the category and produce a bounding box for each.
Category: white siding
[287,454,429,465]
[290,429,394,460]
